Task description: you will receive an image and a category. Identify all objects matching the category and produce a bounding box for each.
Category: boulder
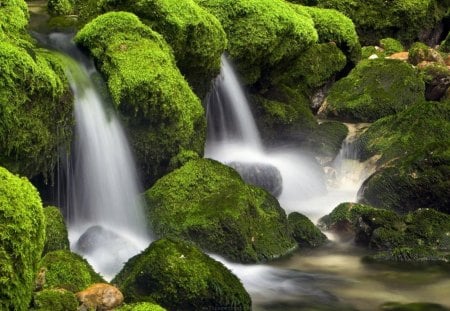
[288,212,327,248]
[76,283,124,311]
[42,206,70,255]
[32,288,79,311]
[112,238,251,310]
[227,161,283,197]
[117,302,167,311]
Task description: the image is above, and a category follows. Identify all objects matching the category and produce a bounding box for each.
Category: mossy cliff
[113,238,251,310]
[75,12,206,186]
[145,158,296,263]
[0,167,46,310]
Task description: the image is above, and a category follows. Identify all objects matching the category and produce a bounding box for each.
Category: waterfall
[48,33,150,280]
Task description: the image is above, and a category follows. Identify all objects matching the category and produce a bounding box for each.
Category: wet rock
[76,283,124,311]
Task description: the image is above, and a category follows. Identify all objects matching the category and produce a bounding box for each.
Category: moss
[38,250,104,292]
[168,149,200,171]
[117,302,167,311]
[0,167,46,311]
[112,238,251,310]
[440,31,450,52]
[32,288,78,311]
[42,206,69,256]
[381,302,450,311]
[75,12,205,186]
[361,46,381,59]
[365,246,448,264]
[321,59,425,122]
[379,38,404,55]
[317,0,448,45]
[408,42,443,65]
[145,158,296,263]
[195,0,318,84]
[318,202,381,230]
[288,212,327,248]
[47,0,74,16]
[0,44,73,180]
[419,62,450,101]
[0,0,33,48]
[303,121,348,158]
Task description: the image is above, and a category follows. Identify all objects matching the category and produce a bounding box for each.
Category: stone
[387,52,408,61]
[76,283,124,311]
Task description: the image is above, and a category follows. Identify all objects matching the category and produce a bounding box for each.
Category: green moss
[288,212,327,248]
[0,44,73,179]
[321,59,425,122]
[380,38,404,55]
[38,250,104,292]
[0,0,33,48]
[419,63,450,101]
[317,0,448,45]
[117,302,167,311]
[361,46,381,59]
[113,238,251,310]
[366,246,448,264]
[145,158,296,262]
[0,167,46,311]
[47,0,74,16]
[381,301,450,311]
[303,121,348,158]
[42,206,69,256]
[32,288,78,311]
[440,30,450,52]
[168,149,200,171]
[75,12,205,185]
[408,42,443,65]
[318,202,380,230]
[195,0,318,84]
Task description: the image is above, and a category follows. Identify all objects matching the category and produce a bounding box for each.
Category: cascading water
[47,33,150,280]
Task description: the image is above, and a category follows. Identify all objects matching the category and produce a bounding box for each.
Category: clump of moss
[38,250,104,292]
[0,0,33,47]
[75,12,205,186]
[303,121,348,159]
[0,167,46,311]
[317,0,448,45]
[42,206,69,256]
[320,59,425,122]
[288,212,327,248]
[117,302,167,311]
[408,42,444,65]
[145,158,296,263]
[0,44,73,180]
[419,63,450,101]
[47,0,74,16]
[113,238,251,310]
[379,38,404,55]
[32,288,78,311]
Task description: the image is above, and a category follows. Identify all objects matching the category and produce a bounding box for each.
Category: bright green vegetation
[317,0,449,45]
[42,206,70,256]
[288,212,327,248]
[195,0,318,84]
[47,0,74,16]
[145,159,296,262]
[303,121,348,158]
[113,238,251,310]
[38,250,104,292]
[321,59,425,122]
[117,302,167,311]
[0,0,33,47]
[381,301,450,311]
[31,289,78,311]
[441,31,450,52]
[379,38,404,55]
[0,167,46,311]
[75,12,205,185]
[0,43,73,179]
[408,42,444,65]
[321,203,450,263]
[358,100,450,213]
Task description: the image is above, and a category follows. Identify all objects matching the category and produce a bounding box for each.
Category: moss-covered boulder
[408,42,445,65]
[319,59,425,122]
[113,238,251,310]
[364,246,449,264]
[42,206,69,256]
[0,44,73,180]
[32,288,78,311]
[117,302,167,311]
[74,12,205,186]
[302,121,348,159]
[419,62,450,101]
[47,0,74,16]
[357,100,450,213]
[317,0,449,45]
[0,0,33,47]
[0,167,46,310]
[288,212,327,248]
[37,250,104,292]
[145,158,296,262]
[379,38,404,55]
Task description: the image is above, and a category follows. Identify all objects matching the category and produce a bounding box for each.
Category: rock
[227,161,283,197]
[408,42,445,65]
[116,302,167,311]
[112,238,251,310]
[303,121,348,159]
[288,212,327,248]
[379,38,404,55]
[33,288,79,311]
[145,158,296,263]
[387,52,409,61]
[76,283,124,311]
[43,206,70,256]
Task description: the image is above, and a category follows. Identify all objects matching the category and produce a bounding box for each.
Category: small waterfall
[49,33,150,279]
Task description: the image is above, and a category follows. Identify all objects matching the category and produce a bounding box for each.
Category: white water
[53,34,150,280]
[205,55,377,307]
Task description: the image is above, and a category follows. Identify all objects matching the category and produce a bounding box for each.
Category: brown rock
[76,283,123,311]
[387,51,409,61]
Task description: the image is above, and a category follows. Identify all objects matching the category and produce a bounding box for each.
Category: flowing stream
[47,33,150,280]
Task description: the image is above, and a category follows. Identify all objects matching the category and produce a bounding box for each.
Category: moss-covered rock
[364,246,449,264]
[381,301,450,311]
[408,42,445,65]
[75,12,205,186]
[288,212,327,248]
[47,0,74,16]
[37,250,104,292]
[0,44,73,180]
[145,158,296,262]
[357,100,450,213]
[42,206,70,256]
[113,238,251,310]
[117,302,167,311]
[319,59,425,122]
[419,62,450,101]
[317,0,448,45]
[0,167,46,311]
[32,288,78,311]
[303,121,348,159]
[0,0,33,47]
[379,38,404,55]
